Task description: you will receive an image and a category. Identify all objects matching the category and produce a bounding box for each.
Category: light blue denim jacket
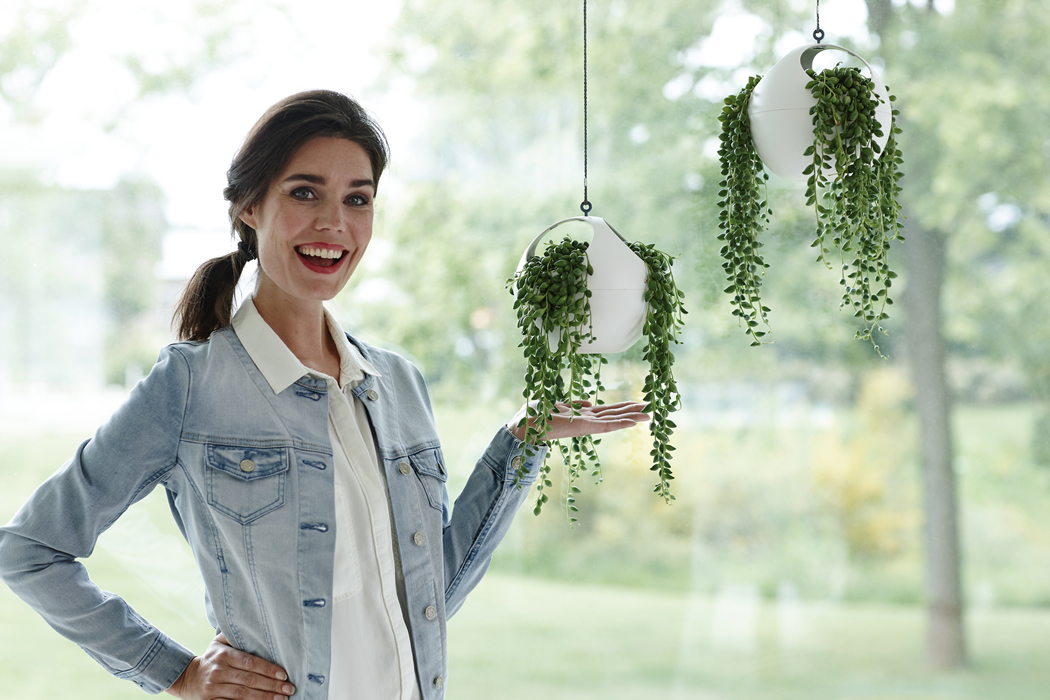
[0,326,545,698]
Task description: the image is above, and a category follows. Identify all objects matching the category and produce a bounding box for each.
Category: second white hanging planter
[515,216,648,355]
[747,43,893,180]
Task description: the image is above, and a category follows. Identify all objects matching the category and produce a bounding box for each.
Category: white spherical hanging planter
[515,216,648,355]
[747,43,893,180]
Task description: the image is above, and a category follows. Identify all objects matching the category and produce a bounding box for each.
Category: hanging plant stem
[716,75,773,347]
[627,241,686,503]
[508,235,686,521]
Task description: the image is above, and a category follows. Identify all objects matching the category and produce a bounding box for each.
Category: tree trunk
[864,0,967,669]
[902,221,967,668]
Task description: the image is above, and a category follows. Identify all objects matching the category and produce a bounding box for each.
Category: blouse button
[399,462,411,476]
[413,532,425,546]
[424,605,437,620]
[239,459,256,473]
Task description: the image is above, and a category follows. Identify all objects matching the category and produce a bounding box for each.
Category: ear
[238,203,260,231]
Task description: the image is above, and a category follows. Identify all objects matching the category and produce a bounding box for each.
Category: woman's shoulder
[345,335,429,387]
[151,328,242,378]
[347,335,415,370]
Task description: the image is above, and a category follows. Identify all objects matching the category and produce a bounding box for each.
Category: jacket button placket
[294,381,335,694]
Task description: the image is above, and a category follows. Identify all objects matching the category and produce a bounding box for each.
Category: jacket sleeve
[441,426,546,617]
[0,346,197,694]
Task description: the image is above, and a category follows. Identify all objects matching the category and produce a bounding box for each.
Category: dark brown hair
[173,90,390,341]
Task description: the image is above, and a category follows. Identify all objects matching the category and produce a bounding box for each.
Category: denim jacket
[0,326,545,698]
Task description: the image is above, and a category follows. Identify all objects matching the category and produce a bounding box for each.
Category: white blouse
[233,299,421,700]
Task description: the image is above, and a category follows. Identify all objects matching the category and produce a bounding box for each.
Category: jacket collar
[231,297,381,395]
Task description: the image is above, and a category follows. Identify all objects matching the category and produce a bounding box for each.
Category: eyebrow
[282,173,376,189]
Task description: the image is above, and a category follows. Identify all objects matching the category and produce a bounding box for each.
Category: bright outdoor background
[2,0,1049,698]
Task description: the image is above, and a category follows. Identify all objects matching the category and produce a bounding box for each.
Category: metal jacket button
[510,456,522,470]
[424,605,437,620]
[239,459,256,473]
[399,462,411,475]
[366,389,379,401]
[434,676,444,689]
[413,532,425,546]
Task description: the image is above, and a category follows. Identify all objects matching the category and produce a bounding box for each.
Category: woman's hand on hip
[166,633,295,699]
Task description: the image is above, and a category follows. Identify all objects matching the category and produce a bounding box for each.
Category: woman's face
[239,136,375,310]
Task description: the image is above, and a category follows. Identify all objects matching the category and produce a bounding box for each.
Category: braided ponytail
[173,234,257,341]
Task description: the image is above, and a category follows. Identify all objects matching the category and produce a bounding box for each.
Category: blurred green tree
[0,0,258,386]
[863,0,1050,668]
[380,0,1050,673]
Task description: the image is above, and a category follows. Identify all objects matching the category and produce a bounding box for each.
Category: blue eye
[346,194,370,206]
[291,187,315,200]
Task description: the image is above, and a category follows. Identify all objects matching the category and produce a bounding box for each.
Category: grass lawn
[448,574,1050,700]
[3,405,1049,699]
[3,567,1049,699]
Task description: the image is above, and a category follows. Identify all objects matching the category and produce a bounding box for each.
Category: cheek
[255,210,298,253]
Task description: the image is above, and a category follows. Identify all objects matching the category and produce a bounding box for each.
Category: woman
[0,90,648,700]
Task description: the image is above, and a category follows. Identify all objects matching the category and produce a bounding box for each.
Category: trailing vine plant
[628,241,686,504]
[717,66,904,353]
[805,65,904,352]
[508,235,686,523]
[717,75,772,347]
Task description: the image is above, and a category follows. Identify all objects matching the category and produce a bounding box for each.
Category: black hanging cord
[580,0,592,216]
[813,0,825,42]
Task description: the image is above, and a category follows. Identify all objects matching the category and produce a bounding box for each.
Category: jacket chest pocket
[206,445,290,524]
[406,449,447,512]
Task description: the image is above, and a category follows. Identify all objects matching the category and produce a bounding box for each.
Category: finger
[219,645,290,683]
[213,671,296,699]
[551,400,593,413]
[588,400,648,411]
[584,402,649,417]
[582,416,649,434]
[545,410,650,440]
[556,402,649,421]
[554,400,642,414]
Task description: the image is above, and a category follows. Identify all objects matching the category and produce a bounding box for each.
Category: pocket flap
[206,445,289,481]
[411,448,447,482]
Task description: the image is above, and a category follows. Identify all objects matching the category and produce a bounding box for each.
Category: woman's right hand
[166,633,295,699]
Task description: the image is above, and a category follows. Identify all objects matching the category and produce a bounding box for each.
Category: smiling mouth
[296,245,348,268]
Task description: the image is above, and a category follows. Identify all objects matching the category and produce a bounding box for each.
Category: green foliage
[509,236,603,522]
[0,2,80,121]
[804,65,904,352]
[716,75,772,347]
[628,241,686,503]
[508,235,685,520]
[717,65,904,353]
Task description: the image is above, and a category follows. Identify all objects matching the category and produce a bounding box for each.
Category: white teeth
[297,245,344,259]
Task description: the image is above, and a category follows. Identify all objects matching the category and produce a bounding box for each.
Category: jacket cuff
[116,635,195,695]
[489,426,548,486]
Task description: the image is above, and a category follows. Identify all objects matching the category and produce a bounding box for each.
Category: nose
[315,198,346,232]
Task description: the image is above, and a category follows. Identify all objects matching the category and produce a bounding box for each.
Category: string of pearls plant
[717,65,904,352]
[508,236,686,523]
